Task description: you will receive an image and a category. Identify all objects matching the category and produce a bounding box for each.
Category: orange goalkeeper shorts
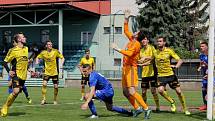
[121,66,138,87]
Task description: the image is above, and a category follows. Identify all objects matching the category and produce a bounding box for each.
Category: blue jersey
[89,71,112,90]
[199,53,208,75]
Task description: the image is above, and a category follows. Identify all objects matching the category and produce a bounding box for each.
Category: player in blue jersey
[80,64,141,119]
[197,41,208,111]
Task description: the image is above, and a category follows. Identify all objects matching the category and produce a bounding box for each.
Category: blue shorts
[95,88,114,104]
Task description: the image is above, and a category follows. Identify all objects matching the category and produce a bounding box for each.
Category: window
[115,27,122,34]
[104,27,110,34]
[40,29,50,44]
[114,58,121,66]
[81,31,92,46]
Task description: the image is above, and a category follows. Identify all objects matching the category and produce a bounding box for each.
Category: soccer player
[138,34,160,111]
[78,49,95,100]
[7,39,32,104]
[0,32,29,117]
[111,9,151,119]
[197,41,208,111]
[81,64,132,118]
[154,36,190,115]
[35,40,64,105]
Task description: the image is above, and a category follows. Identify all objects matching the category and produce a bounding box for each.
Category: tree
[136,0,209,52]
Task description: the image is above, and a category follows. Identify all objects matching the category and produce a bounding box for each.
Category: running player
[138,33,160,112]
[154,36,190,115]
[35,40,64,105]
[111,9,151,119]
[7,39,32,104]
[1,32,29,117]
[81,64,132,118]
[78,49,95,100]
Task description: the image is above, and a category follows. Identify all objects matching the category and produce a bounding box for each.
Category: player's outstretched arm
[81,86,95,110]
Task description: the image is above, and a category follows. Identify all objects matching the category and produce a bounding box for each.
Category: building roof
[0,0,110,15]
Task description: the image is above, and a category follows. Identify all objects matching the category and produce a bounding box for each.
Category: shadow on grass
[187,111,207,120]
[9,112,26,116]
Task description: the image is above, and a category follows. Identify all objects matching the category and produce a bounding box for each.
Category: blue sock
[23,85,29,98]
[202,89,207,105]
[88,100,97,115]
[8,86,13,94]
[112,106,132,115]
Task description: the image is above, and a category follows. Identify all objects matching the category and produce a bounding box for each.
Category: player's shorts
[43,75,59,84]
[11,76,25,88]
[202,79,207,89]
[81,74,89,85]
[95,88,114,104]
[141,76,157,88]
[121,66,138,88]
[157,75,180,89]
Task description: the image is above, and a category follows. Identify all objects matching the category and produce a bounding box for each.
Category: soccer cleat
[27,97,32,104]
[89,115,99,119]
[0,106,8,117]
[170,101,176,112]
[132,107,143,117]
[41,100,46,105]
[184,110,191,115]
[144,109,152,119]
[199,105,207,111]
[53,101,58,105]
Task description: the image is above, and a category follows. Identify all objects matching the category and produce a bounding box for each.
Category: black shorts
[12,76,25,88]
[43,75,59,84]
[81,75,89,85]
[157,75,180,89]
[141,76,157,89]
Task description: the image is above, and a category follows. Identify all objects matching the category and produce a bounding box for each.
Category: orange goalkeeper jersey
[119,22,141,67]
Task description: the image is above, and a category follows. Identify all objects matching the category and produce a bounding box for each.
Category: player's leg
[171,77,190,115]
[150,78,160,111]
[41,75,49,105]
[199,79,207,110]
[8,80,13,94]
[157,76,176,112]
[1,77,22,117]
[80,75,85,100]
[84,92,98,118]
[141,78,149,102]
[52,75,59,105]
[22,85,32,104]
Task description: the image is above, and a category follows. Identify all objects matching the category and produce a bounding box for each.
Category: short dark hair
[82,64,91,69]
[13,32,23,43]
[157,36,166,42]
[85,49,90,53]
[137,30,149,42]
[200,41,208,47]
[45,40,52,45]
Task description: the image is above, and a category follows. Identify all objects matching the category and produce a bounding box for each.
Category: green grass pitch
[0,87,209,121]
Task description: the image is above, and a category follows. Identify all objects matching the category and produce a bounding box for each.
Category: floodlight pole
[207,0,215,120]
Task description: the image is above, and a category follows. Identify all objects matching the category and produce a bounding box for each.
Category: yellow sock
[178,93,187,111]
[153,93,160,108]
[128,95,139,110]
[162,91,174,104]
[132,92,148,110]
[5,93,17,107]
[54,88,58,101]
[42,85,47,100]
[81,86,85,97]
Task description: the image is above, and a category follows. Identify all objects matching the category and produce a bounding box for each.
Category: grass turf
[0,87,208,121]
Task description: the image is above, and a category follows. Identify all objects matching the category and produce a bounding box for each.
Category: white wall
[111,0,143,15]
